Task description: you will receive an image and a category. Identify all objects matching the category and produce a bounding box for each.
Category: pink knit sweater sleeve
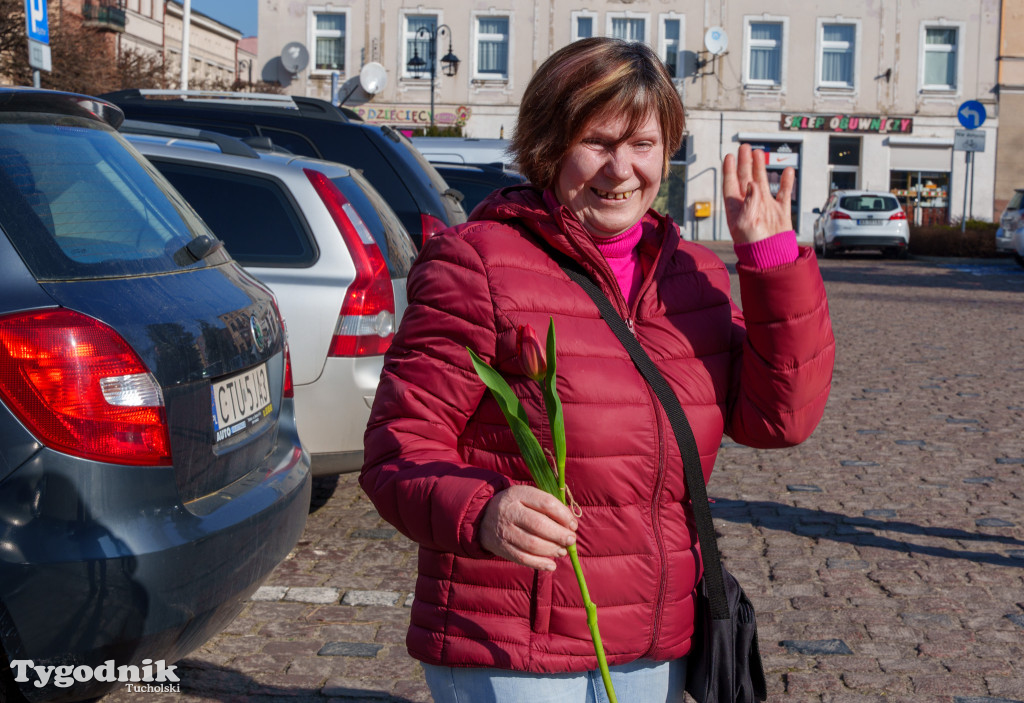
[733,230,799,269]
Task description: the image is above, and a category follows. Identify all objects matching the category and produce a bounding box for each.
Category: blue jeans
[421,657,686,703]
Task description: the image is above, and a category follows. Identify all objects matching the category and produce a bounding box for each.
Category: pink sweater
[590,222,799,308]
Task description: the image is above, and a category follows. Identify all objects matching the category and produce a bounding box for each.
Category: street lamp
[406,24,459,127]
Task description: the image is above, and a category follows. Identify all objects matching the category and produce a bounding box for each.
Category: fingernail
[546,563,557,571]
[565,535,576,546]
[557,548,567,557]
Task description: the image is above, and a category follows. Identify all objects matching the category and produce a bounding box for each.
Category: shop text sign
[354,104,470,126]
[781,114,913,134]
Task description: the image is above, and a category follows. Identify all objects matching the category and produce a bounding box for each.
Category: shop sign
[780,114,913,134]
[353,104,471,126]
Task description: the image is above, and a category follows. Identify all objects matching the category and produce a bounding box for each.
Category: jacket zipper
[646,379,670,655]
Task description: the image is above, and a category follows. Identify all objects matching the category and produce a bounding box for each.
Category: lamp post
[406,24,459,127]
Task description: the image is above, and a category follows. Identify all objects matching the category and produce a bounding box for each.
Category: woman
[361,37,834,702]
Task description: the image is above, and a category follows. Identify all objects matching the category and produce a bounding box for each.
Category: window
[572,12,596,41]
[923,26,958,90]
[609,15,646,43]
[313,12,345,72]
[661,17,683,79]
[819,23,855,89]
[403,14,437,79]
[746,20,783,86]
[828,136,860,190]
[476,16,509,79]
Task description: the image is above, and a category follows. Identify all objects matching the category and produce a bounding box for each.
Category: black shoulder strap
[558,259,730,620]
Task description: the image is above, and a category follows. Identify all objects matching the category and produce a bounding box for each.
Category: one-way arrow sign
[957,100,987,130]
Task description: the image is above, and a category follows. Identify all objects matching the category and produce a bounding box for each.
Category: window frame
[815,19,859,92]
[919,22,963,93]
[571,10,597,42]
[743,16,788,90]
[659,14,685,81]
[308,7,349,77]
[400,11,440,81]
[472,12,512,82]
[606,12,650,44]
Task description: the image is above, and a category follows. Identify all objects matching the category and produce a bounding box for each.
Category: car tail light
[305,169,395,357]
[889,210,907,220]
[283,344,294,398]
[420,213,449,247]
[830,211,852,220]
[0,309,171,466]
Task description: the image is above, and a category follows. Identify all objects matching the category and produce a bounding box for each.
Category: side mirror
[812,208,821,215]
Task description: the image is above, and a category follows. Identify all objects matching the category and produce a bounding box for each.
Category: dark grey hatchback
[0,89,311,701]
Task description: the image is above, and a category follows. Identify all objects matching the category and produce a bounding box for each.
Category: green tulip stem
[566,543,617,703]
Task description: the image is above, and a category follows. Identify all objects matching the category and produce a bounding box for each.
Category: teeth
[594,188,633,200]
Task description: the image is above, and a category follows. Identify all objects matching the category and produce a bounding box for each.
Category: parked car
[121,121,417,475]
[995,187,1023,255]
[0,88,311,702]
[102,90,466,246]
[432,162,528,214]
[410,136,515,169]
[1011,224,1024,269]
[812,190,910,258]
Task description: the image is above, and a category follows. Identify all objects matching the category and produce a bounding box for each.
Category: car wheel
[822,244,835,259]
[1015,253,1024,269]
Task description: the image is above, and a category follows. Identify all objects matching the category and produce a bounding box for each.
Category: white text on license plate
[211,363,273,442]
[857,219,879,225]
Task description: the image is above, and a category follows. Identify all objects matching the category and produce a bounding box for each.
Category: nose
[603,146,632,181]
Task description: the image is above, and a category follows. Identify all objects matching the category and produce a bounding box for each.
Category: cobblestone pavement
[103,245,1024,703]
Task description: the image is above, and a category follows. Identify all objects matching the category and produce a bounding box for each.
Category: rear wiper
[173,234,224,266]
[443,188,464,204]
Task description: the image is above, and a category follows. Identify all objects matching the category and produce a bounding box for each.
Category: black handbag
[558,260,768,703]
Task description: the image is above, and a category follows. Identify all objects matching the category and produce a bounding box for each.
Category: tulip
[517,324,547,381]
[468,319,617,703]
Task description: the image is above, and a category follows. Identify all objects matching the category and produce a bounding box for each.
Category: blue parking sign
[25,0,49,44]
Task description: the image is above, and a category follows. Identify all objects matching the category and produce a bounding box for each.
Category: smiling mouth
[592,188,634,200]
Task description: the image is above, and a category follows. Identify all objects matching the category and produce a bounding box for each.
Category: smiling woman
[360,36,835,703]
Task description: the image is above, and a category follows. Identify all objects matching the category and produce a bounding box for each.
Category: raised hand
[722,143,795,244]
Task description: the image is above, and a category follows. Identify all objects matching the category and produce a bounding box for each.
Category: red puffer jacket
[361,185,834,673]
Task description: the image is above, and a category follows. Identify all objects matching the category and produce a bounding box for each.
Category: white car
[812,190,910,259]
[995,188,1023,255]
[124,123,416,475]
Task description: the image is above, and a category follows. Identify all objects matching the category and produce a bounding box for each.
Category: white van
[411,137,515,170]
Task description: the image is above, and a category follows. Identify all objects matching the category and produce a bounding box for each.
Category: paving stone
[283,587,340,604]
[841,460,879,467]
[351,528,399,539]
[963,477,996,484]
[251,586,288,602]
[318,641,384,658]
[895,440,926,446]
[953,698,1024,703]
[1006,614,1024,629]
[781,639,854,655]
[995,457,1024,465]
[341,590,403,606]
[976,518,1016,527]
[787,484,823,492]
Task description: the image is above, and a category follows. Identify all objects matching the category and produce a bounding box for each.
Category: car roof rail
[120,119,259,158]
[105,88,301,109]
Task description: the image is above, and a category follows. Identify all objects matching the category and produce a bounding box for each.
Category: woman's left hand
[722,143,795,244]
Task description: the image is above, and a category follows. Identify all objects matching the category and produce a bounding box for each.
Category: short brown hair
[510,37,685,190]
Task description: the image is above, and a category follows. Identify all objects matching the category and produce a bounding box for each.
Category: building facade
[995,0,1024,214]
[257,0,1001,239]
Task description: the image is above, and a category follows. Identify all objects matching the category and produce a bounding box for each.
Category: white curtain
[749,23,781,82]
[611,18,644,43]
[315,14,344,71]
[924,28,956,87]
[407,16,436,71]
[477,18,508,75]
[821,25,853,85]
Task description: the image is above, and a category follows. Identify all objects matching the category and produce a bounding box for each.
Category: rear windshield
[334,169,418,278]
[839,195,900,213]
[0,114,214,280]
[151,160,318,267]
[389,129,467,225]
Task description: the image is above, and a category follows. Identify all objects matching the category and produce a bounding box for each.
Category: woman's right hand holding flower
[481,485,578,571]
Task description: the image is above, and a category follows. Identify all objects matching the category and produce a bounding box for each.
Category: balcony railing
[82,1,126,33]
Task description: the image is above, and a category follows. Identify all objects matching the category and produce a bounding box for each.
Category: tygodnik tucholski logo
[11,659,181,692]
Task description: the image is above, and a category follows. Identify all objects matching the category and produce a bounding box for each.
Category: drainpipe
[179,0,191,90]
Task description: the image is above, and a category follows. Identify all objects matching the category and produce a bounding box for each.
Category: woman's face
[555,110,664,239]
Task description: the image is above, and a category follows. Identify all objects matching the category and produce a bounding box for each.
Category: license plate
[211,363,273,442]
[857,219,878,225]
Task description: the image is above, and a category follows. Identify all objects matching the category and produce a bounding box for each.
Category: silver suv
[123,123,416,474]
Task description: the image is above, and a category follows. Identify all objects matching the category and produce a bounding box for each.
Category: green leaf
[468,349,559,495]
[542,319,566,478]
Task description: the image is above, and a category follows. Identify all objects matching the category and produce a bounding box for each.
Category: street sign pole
[961,151,969,233]
[955,101,987,233]
[25,0,50,88]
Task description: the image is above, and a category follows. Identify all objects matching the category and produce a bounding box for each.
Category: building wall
[164,1,242,87]
[995,0,1024,215]
[258,0,1001,239]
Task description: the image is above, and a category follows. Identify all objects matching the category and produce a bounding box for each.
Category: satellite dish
[280,42,310,74]
[704,27,729,55]
[359,62,388,95]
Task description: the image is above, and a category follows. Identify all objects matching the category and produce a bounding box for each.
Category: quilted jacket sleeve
[725,246,835,448]
[360,231,511,558]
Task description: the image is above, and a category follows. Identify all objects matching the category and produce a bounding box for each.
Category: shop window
[890,171,949,226]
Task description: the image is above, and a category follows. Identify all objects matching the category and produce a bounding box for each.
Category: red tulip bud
[517,324,547,381]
